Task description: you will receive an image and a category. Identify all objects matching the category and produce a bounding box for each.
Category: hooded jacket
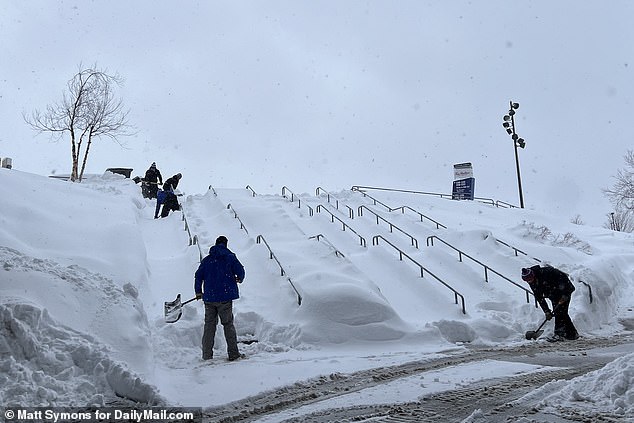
[163,174,181,193]
[526,265,575,313]
[194,244,245,302]
[144,165,162,184]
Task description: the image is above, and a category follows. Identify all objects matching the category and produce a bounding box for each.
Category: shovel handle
[534,301,563,331]
[182,297,198,306]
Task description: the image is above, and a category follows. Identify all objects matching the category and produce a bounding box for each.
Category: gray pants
[202,301,239,359]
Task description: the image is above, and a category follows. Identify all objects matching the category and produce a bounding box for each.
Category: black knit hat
[215,236,228,246]
[521,267,534,281]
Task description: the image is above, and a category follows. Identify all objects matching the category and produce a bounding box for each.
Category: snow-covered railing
[180,206,204,262]
[315,205,367,247]
[316,187,338,209]
[493,237,540,261]
[191,235,204,262]
[388,206,447,230]
[245,185,257,197]
[351,186,395,209]
[226,204,249,235]
[282,186,314,216]
[426,235,534,305]
[316,187,354,218]
[358,205,420,249]
[372,235,466,314]
[256,235,302,306]
[352,188,448,229]
[308,234,345,258]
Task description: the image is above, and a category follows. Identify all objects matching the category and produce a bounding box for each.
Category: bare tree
[603,150,634,232]
[604,150,634,212]
[24,65,133,182]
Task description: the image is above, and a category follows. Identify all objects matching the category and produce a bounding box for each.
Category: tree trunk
[79,128,94,182]
[70,128,79,182]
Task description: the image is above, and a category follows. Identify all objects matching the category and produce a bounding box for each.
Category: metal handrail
[426,235,534,305]
[353,188,541,266]
[308,234,345,258]
[315,204,367,247]
[245,185,257,197]
[226,204,249,234]
[493,237,541,262]
[282,186,314,216]
[317,187,354,218]
[351,185,518,208]
[208,185,218,196]
[180,205,204,262]
[495,200,518,209]
[389,205,447,230]
[182,214,193,246]
[577,279,594,304]
[191,235,204,262]
[351,187,394,210]
[358,205,419,249]
[316,186,339,210]
[372,235,466,314]
[353,189,448,230]
[256,235,302,306]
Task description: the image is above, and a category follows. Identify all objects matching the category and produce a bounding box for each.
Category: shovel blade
[164,294,183,323]
[525,329,544,340]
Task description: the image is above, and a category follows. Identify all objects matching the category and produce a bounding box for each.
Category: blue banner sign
[452,177,475,200]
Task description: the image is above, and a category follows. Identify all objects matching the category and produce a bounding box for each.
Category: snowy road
[201,332,634,423]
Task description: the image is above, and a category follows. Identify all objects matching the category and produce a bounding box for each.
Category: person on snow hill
[521,265,579,342]
[142,162,163,199]
[157,173,182,218]
[194,236,246,361]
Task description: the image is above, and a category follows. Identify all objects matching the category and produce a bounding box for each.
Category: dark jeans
[202,301,240,359]
[553,298,579,339]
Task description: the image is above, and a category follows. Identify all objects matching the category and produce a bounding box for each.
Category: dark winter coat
[194,245,245,302]
[163,175,180,193]
[144,167,162,184]
[526,265,575,313]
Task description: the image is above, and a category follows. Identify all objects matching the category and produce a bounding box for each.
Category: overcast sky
[1,1,632,225]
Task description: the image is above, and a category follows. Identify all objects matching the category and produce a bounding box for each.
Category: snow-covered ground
[0,169,633,420]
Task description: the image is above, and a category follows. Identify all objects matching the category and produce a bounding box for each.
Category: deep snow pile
[0,170,162,405]
[0,168,633,415]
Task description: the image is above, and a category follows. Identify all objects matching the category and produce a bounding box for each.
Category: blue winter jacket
[194,245,245,302]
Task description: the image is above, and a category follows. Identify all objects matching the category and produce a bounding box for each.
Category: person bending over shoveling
[521,265,579,342]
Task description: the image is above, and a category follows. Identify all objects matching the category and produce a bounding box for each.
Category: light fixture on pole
[502,101,526,208]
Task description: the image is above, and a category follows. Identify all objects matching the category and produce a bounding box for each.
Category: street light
[502,100,526,208]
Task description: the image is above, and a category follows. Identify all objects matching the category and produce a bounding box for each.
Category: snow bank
[533,352,634,417]
[0,301,163,406]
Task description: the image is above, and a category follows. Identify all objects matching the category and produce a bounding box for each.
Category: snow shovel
[164,294,197,323]
[525,304,561,340]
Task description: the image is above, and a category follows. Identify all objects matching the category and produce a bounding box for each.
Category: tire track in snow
[200,333,633,422]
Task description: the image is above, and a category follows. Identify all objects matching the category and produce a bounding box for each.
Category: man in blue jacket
[195,236,245,361]
[522,265,579,342]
